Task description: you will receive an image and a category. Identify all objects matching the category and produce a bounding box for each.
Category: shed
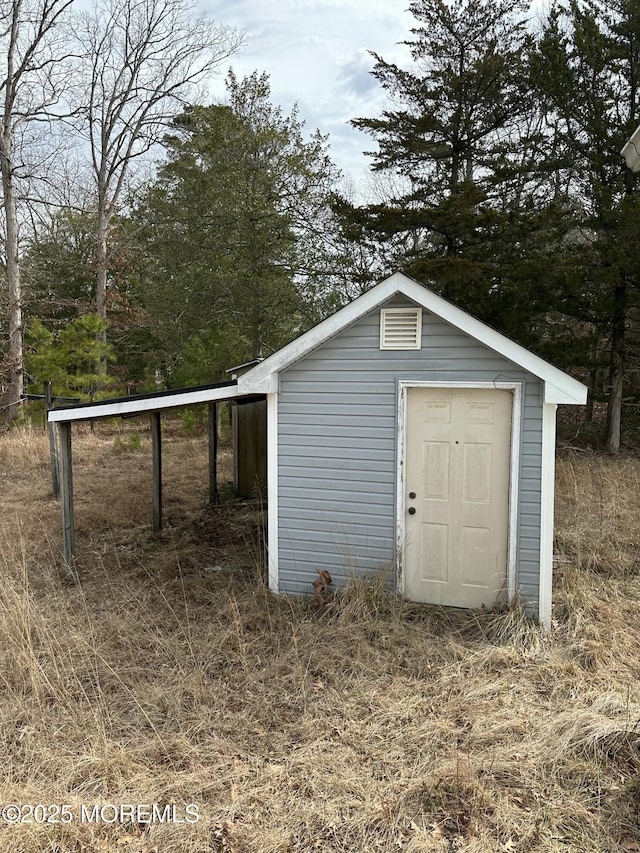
[236,271,587,628]
[48,272,587,628]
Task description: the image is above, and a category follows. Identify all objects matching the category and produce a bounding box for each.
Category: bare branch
[63,0,242,369]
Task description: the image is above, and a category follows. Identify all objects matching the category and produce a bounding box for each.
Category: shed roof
[238,272,588,405]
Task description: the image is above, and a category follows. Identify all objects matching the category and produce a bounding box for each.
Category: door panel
[404,387,512,608]
[423,441,450,500]
[421,522,449,582]
[462,443,492,503]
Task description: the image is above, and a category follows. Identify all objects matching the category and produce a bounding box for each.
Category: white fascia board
[621,124,640,171]
[543,380,587,406]
[239,271,588,405]
[398,277,588,405]
[48,385,240,423]
[237,274,407,394]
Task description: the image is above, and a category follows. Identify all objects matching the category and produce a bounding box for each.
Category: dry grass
[555,451,640,580]
[0,425,639,852]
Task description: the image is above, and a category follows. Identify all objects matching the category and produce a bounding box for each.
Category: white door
[403,387,512,608]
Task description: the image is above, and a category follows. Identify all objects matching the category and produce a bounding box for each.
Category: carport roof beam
[48,381,242,423]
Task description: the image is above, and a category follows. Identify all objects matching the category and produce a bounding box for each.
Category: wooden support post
[58,421,76,578]
[45,381,60,498]
[151,411,162,533]
[208,402,219,505]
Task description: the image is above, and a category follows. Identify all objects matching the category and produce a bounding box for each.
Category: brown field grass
[0,423,639,852]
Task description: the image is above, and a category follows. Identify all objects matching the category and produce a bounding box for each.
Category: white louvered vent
[380,307,422,350]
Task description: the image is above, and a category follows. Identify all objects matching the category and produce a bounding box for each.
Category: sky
[203,0,415,194]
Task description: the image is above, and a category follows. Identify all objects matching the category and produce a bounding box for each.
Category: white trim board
[539,403,558,630]
[266,392,279,592]
[622,123,640,171]
[395,380,522,607]
[48,385,241,423]
[238,271,588,406]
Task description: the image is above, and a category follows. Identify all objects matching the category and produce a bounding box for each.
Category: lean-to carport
[47,381,261,574]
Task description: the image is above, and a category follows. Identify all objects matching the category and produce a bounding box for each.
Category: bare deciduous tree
[72,0,243,371]
[0,0,74,419]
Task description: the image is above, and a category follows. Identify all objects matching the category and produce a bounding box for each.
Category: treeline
[2,0,640,450]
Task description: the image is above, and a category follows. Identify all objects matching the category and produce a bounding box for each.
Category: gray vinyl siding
[276,297,543,611]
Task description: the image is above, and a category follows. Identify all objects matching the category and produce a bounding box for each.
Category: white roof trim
[238,271,588,405]
[621,123,640,172]
[48,384,241,423]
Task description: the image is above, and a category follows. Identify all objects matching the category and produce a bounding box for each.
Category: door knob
[408,507,416,515]
[409,491,416,499]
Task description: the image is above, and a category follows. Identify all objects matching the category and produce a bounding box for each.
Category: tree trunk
[95,208,109,377]
[604,283,626,453]
[1,147,23,421]
[583,368,596,424]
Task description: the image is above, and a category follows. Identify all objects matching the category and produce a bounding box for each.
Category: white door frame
[396,380,523,604]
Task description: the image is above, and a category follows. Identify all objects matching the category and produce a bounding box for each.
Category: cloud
[336,49,378,97]
[202,0,414,184]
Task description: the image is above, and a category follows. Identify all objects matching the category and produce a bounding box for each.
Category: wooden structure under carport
[47,380,264,573]
[226,360,268,499]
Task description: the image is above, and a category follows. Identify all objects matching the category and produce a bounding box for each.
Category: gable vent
[380,307,422,350]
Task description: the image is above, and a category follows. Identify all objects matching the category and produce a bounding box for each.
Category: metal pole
[58,421,76,578]
[208,402,219,504]
[45,381,60,498]
[151,412,162,533]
